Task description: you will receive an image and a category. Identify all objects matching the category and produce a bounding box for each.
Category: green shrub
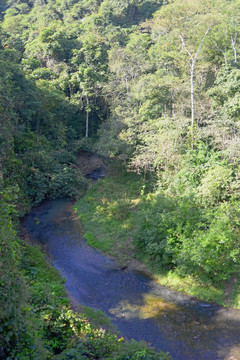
[111,340,171,360]
[135,191,240,283]
[178,201,240,281]
[197,165,233,206]
[135,193,204,270]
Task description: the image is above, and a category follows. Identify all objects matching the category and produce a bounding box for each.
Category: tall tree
[152,0,218,148]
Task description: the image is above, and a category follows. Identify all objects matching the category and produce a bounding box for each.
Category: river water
[22,198,240,360]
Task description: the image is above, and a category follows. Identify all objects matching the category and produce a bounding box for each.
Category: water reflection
[22,199,240,360]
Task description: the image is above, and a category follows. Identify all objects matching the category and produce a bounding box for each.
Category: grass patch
[157,271,225,304]
[135,252,226,305]
[231,286,240,308]
[81,306,117,331]
[74,162,146,263]
[22,244,69,309]
[225,274,240,308]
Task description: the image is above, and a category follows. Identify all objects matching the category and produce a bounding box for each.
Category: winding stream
[22,198,240,360]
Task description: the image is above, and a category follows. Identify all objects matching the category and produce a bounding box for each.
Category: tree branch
[194,24,212,61]
[179,34,194,61]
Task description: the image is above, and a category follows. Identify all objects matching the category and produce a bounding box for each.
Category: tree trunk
[85,95,89,138]
[213,41,228,66]
[180,25,212,150]
[190,63,195,149]
[86,110,89,138]
[36,114,40,135]
[231,33,237,63]
[171,90,175,119]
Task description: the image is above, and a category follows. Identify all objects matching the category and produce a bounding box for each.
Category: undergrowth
[75,162,240,308]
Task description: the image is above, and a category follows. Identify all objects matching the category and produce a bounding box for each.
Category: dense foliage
[0,186,170,359]
[1,0,240,356]
[0,40,85,211]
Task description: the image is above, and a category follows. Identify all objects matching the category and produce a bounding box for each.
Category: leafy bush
[178,201,240,281]
[197,165,233,206]
[111,340,171,360]
[135,192,240,283]
[48,166,85,199]
[135,193,203,269]
[4,130,86,206]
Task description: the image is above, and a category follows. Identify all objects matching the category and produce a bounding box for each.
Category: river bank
[74,162,240,309]
[19,204,170,360]
[21,197,240,360]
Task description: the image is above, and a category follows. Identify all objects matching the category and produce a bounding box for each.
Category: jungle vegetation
[1,0,240,357]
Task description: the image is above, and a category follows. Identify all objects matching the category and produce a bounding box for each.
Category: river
[22,198,240,360]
